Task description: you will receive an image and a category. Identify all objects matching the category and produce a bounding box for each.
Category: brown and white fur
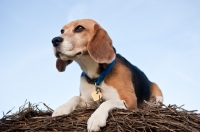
[51,19,163,131]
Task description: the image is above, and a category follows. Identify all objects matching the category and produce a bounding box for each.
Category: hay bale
[0,101,200,132]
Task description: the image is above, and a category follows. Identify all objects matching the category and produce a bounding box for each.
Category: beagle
[52,19,163,131]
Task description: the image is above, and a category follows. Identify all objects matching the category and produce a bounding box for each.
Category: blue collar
[81,58,116,86]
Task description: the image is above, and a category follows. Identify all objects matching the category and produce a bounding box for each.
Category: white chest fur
[80,77,120,102]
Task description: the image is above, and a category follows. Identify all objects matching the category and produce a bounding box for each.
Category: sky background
[1,0,200,117]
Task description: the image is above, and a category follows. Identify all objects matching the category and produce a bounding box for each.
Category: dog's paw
[52,104,72,117]
[87,108,108,131]
[52,96,82,117]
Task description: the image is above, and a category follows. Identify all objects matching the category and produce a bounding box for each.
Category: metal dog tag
[91,91,102,101]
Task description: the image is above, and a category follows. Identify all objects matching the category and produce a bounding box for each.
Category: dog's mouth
[55,50,83,60]
[76,52,82,56]
[55,51,61,58]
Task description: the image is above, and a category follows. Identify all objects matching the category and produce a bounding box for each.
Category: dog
[51,19,163,131]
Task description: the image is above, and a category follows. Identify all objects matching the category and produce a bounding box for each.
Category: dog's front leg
[87,99,127,131]
[52,96,86,117]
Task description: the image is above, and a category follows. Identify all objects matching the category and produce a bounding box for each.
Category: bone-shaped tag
[91,91,102,101]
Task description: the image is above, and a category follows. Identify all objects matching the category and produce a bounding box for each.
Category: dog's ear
[56,59,73,72]
[87,24,115,64]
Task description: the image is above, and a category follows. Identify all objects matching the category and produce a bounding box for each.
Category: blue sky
[1,0,200,117]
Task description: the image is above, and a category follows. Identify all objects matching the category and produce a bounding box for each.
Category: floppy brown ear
[56,59,73,72]
[87,24,115,64]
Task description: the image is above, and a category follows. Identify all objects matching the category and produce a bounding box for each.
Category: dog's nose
[52,37,63,47]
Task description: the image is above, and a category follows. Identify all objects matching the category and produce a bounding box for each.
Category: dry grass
[0,101,200,132]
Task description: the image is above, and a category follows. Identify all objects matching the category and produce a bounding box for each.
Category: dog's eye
[74,25,85,33]
[61,29,64,34]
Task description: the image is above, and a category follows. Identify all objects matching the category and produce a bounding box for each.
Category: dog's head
[52,19,115,72]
